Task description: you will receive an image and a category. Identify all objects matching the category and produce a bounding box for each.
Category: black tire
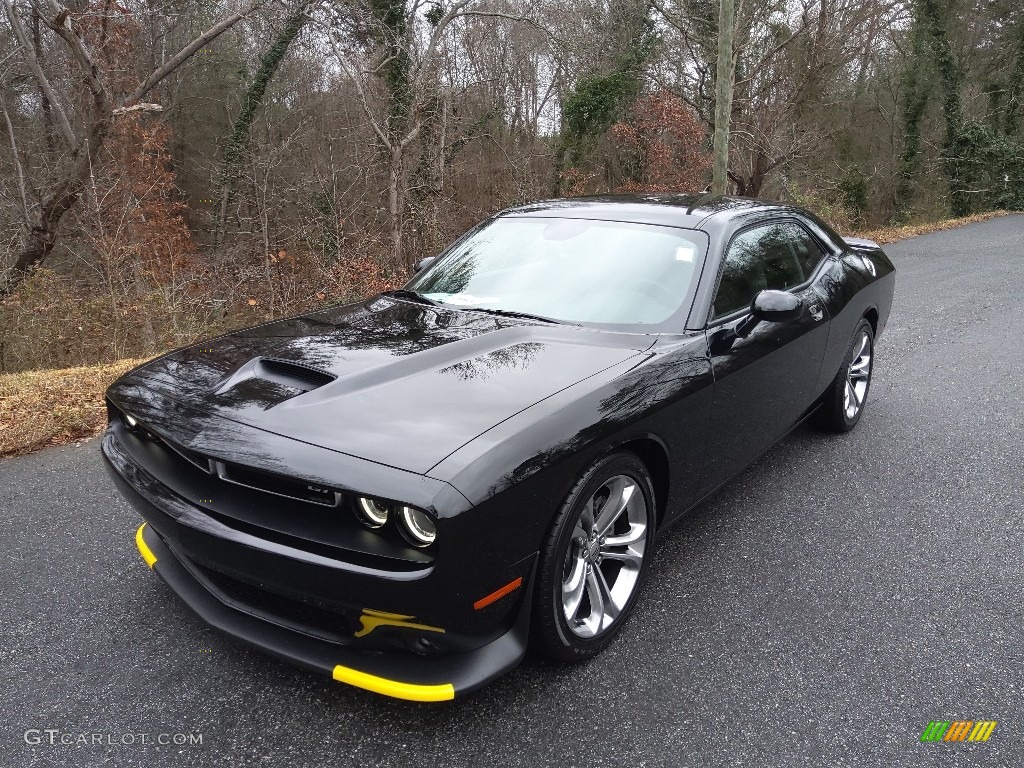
[531,452,657,662]
[816,318,875,432]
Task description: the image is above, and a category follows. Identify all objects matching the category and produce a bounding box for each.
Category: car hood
[120,296,649,474]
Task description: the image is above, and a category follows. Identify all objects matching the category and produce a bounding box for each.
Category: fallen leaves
[846,210,1010,245]
[0,359,144,458]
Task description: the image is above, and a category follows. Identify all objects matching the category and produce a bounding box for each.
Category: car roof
[497,194,797,230]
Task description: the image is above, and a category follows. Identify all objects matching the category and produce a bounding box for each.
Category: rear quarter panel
[815,245,896,396]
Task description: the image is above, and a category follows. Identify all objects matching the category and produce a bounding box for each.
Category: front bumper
[134,522,532,701]
[103,429,536,701]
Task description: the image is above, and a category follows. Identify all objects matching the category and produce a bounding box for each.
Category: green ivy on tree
[216,2,310,246]
[553,0,655,193]
[896,0,1024,219]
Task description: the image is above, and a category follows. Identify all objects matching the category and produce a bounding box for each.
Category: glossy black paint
[101,194,895,698]
[120,299,649,475]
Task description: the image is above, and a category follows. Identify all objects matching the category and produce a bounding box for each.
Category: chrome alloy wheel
[844,330,872,420]
[560,475,648,639]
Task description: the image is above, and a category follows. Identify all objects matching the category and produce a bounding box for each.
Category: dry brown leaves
[0,359,144,458]
[847,211,1010,245]
[610,90,711,194]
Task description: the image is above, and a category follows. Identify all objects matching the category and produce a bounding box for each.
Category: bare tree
[712,0,735,194]
[0,0,265,297]
[324,0,545,270]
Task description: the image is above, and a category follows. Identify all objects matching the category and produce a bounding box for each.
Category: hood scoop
[213,357,336,403]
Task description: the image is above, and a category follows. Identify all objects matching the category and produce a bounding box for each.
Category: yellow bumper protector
[135,523,157,569]
[331,665,454,702]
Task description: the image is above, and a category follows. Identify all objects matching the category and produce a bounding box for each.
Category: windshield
[406,217,708,327]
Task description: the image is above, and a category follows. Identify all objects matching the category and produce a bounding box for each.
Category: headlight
[355,497,389,528]
[120,411,139,430]
[398,506,436,547]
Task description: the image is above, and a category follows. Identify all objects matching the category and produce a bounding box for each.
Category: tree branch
[0,91,31,224]
[451,9,554,39]
[413,0,476,96]
[734,14,813,88]
[326,29,393,151]
[649,0,687,35]
[3,0,76,146]
[126,0,266,105]
[39,2,109,117]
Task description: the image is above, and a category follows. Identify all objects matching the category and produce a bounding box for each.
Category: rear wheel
[532,452,656,661]
[816,319,874,432]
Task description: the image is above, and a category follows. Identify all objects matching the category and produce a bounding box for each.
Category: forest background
[1,0,1021,373]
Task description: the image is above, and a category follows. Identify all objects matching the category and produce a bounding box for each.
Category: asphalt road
[3,215,1023,768]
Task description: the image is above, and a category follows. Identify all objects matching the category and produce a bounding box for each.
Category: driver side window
[712,223,807,318]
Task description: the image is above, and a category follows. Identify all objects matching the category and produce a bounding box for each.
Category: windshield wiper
[381,289,439,306]
[466,307,568,325]
[384,291,566,324]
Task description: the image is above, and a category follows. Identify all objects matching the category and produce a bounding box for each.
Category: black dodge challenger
[102,194,895,701]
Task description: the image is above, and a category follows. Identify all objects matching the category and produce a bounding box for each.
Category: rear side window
[783,222,826,275]
[797,212,847,255]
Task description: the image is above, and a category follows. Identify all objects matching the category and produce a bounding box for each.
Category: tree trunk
[746,153,769,197]
[2,115,112,296]
[853,11,880,100]
[133,266,158,352]
[919,0,968,216]
[1005,17,1024,137]
[727,151,770,198]
[389,145,405,272]
[712,0,735,195]
[31,8,55,151]
[216,2,309,248]
[892,15,931,223]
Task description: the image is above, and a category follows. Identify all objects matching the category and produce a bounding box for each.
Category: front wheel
[816,318,874,432]
[531,452,657,662]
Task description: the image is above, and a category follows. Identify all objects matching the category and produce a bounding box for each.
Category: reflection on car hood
[122,297,649,474]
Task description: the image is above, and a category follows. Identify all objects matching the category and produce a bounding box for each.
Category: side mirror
[735,290,802,338]
[414,256,436,273]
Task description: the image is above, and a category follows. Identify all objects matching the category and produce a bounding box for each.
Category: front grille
[188,560,358,645]
[147,428,342,508]
[214,460,342,507]
[159,436,213,474]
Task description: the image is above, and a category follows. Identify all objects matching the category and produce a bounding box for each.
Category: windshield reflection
[407,217,708,327]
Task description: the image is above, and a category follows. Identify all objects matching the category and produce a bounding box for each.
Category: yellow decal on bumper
[354,609,445,638]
